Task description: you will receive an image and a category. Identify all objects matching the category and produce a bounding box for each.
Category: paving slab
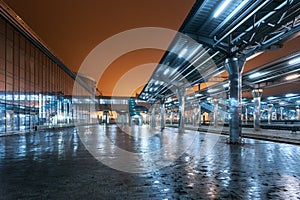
[0,124,300,199]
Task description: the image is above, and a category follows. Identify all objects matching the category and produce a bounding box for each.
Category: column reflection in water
[252,89,263,131]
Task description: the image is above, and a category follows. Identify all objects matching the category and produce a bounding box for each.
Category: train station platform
[197,125,300,145]
[0,124,300,199]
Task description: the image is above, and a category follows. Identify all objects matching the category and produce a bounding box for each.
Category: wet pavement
[0,124,300,199]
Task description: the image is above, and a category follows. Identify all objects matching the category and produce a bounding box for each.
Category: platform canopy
[138,0,300,103]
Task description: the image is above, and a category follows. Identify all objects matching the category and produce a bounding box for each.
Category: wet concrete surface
[0,124,300,199]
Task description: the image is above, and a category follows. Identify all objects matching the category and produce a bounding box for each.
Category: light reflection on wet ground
[0,124,300,199]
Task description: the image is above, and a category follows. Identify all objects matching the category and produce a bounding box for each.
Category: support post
[150,105,156,128]
[198,101,202,126]
[160,98,166,130]
[245,106,248,124]
[268,104,273,124]
[170,111,173,125]
[252,89,263,131]
[177,88,186,132]
[224,57,245,143]
[280,107,284,120]
[213,99,219,127]
[296,106,300,120]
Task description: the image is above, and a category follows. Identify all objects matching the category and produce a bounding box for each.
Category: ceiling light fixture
[223,83,229,88]
[288,57,300,65]
[285,93,297,98]
[178,48,188,58]
[249,72,266,79]
[286,74,300,80]
[214,0,232,18]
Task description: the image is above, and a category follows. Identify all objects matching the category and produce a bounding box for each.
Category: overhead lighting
[207,88,218,93]
[246,52,263,61]
[285,74,300,80]
[178,48,188,58]
[289,57,300,65]
[249,72,266,79]
[195,93,203,97]
[163,68,170,75]
[223,82,229,88]
[267,96,277,100]
[214,0,232,18]
[285,93,297,98]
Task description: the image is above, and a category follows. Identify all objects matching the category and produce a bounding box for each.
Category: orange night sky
[3,0,196,96]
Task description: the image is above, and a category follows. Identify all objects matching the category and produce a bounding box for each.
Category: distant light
[288,57,300,65]
[249,72,266,79]
[267,96,277,100]
[285,93,297,98]
[246,52,263,61]
[285,74,300,80]
[178,48,188,58]
[195,93,203,97]
[214,0,232,18]
[163,68,170,75]
[223,83,229,88]
[207,88,218,93]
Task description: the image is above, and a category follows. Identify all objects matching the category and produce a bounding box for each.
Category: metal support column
[224,57,245,143]
[280,107,284,120]
[245,106,248,124]
[252,89,263,131]
[268,104,273,124]
[198,101,202,126]
[170,111,173,125]
[160,98,166,130]
[177,88,186,132]
[213,99,219,127]
[150,105,156,128]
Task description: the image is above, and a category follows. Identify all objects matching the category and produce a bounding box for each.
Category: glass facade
[0,15,96,134]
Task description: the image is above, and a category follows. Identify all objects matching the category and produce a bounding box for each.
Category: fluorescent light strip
[249,72,266,79]
[286,74,300,80]
[214,0,232,18]
[178,48,187,58]
[289,57,300,65]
